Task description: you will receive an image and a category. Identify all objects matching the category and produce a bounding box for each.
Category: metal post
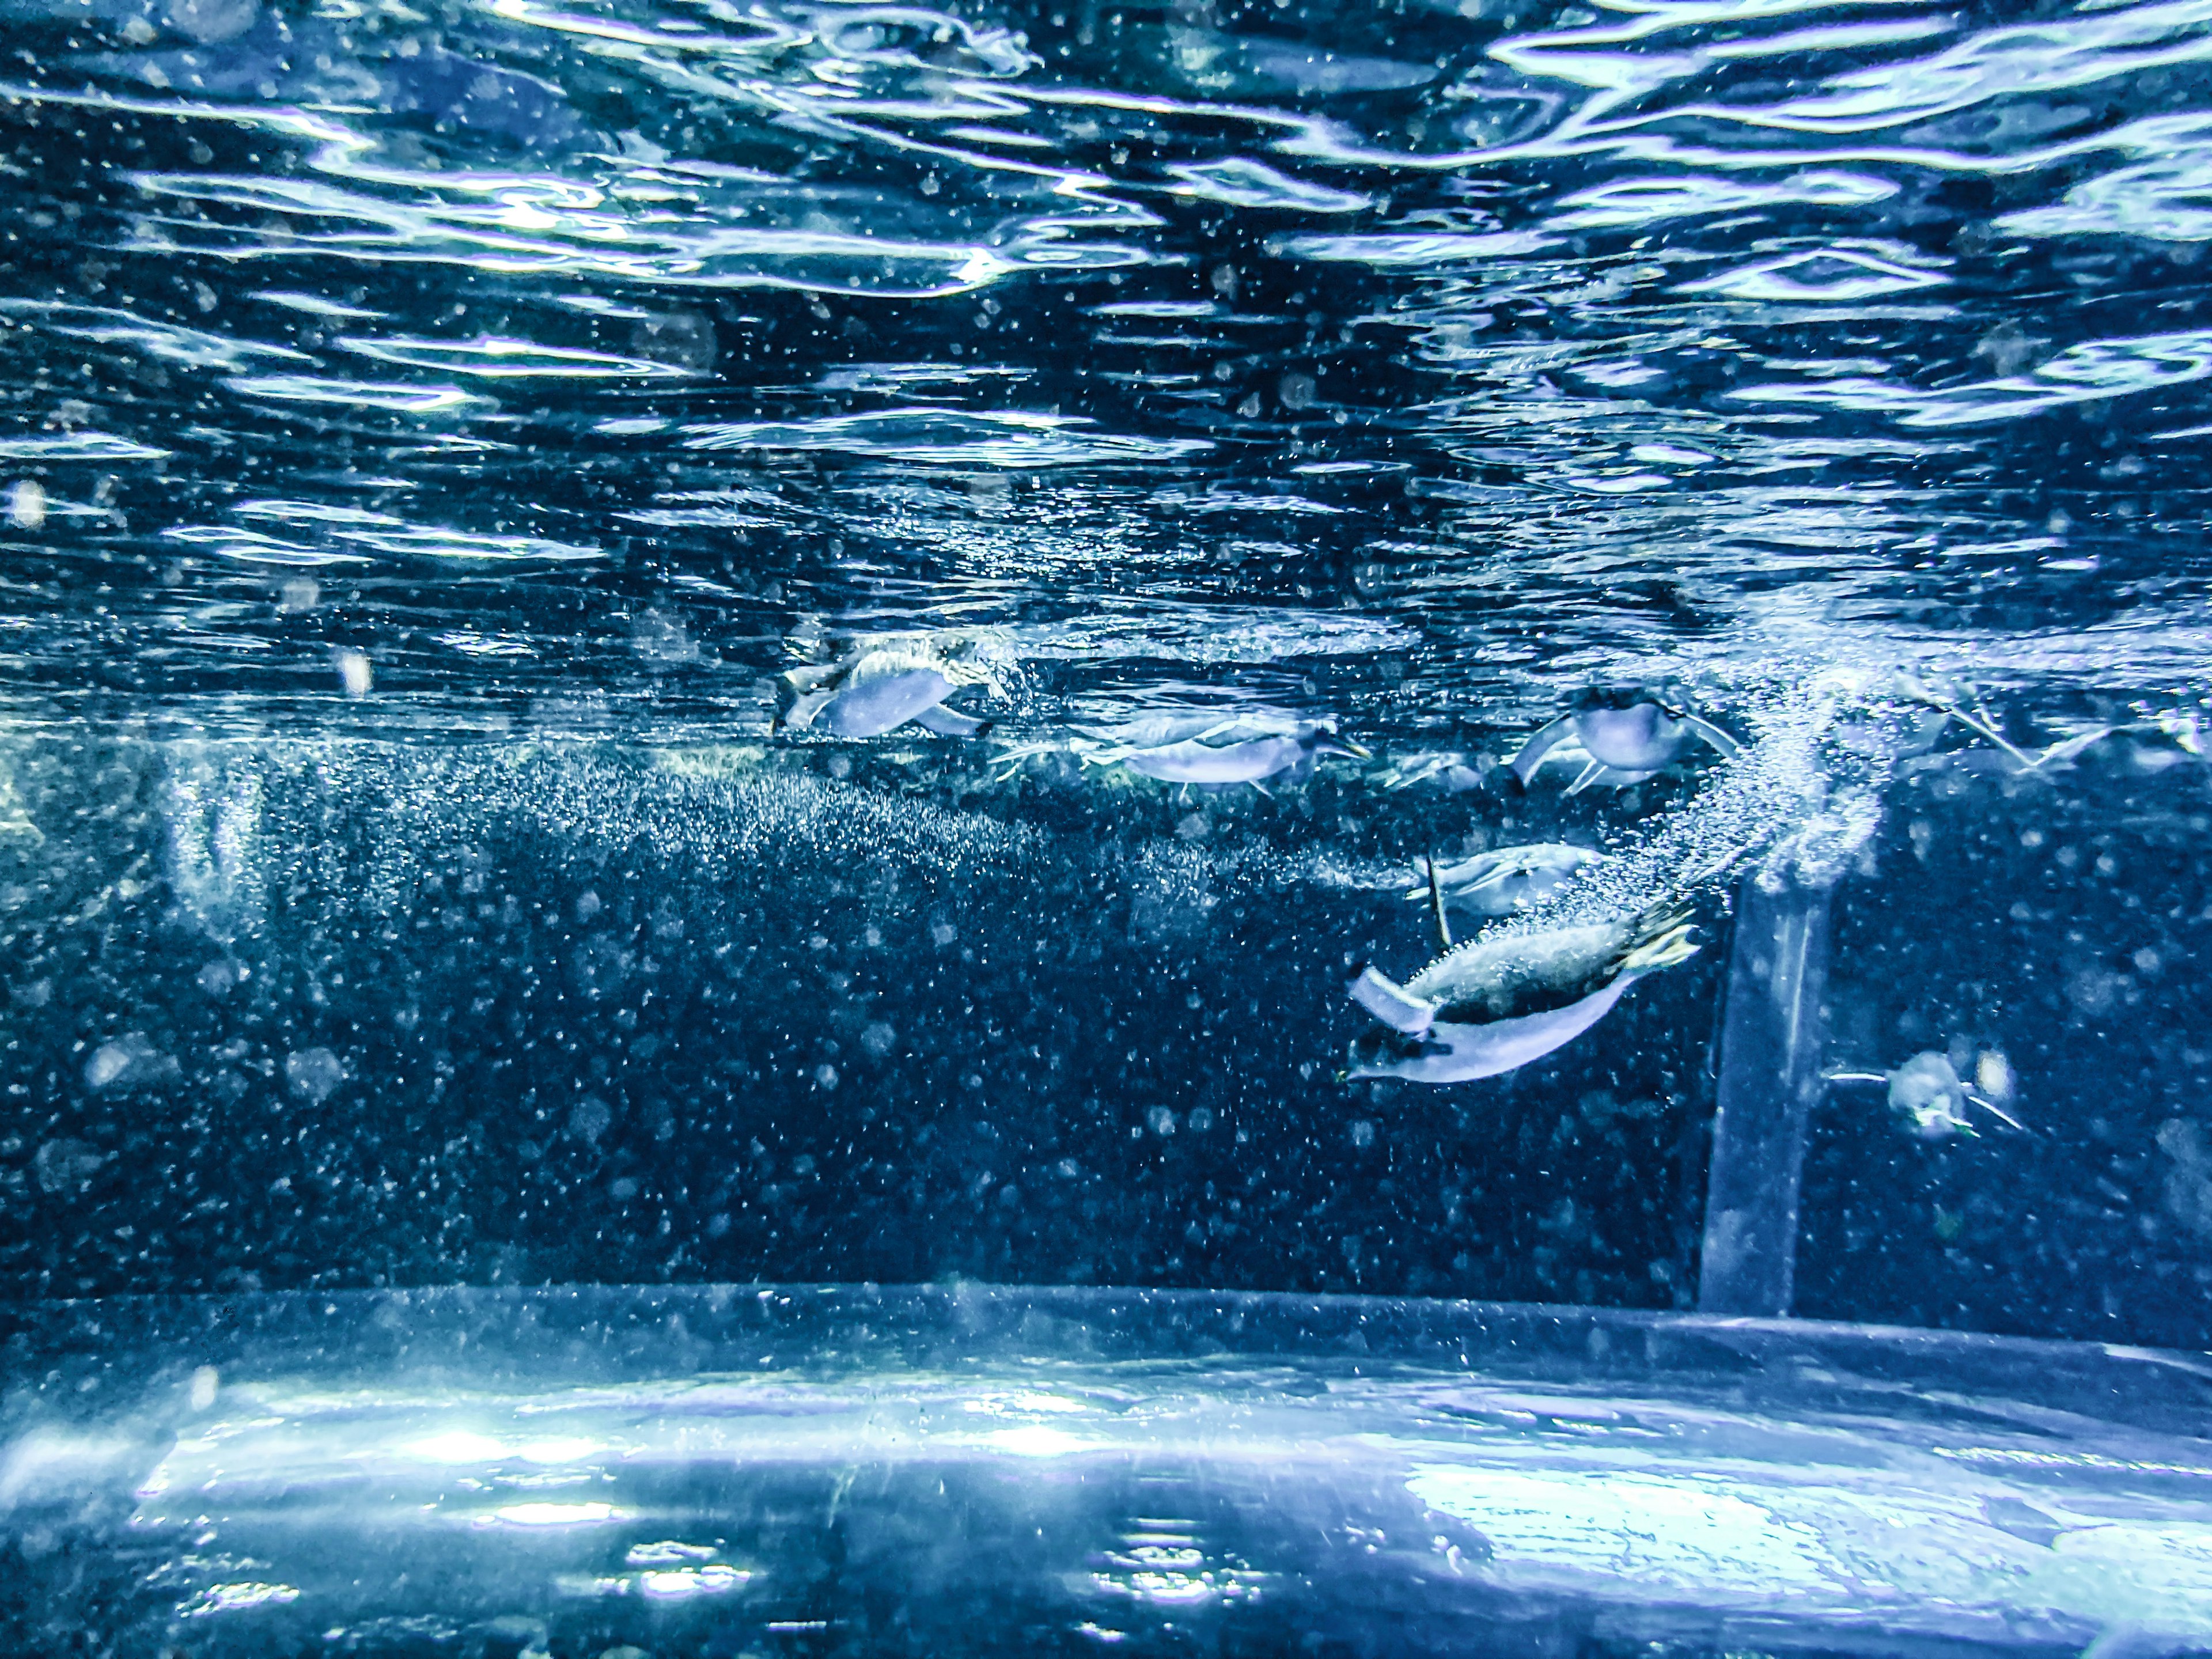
[1698,876,1832,1316]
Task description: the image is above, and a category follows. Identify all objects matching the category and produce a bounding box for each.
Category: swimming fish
[1400,844,1602,918]
[776,632,1004,740]
[1510,691,1741,793]
[1344,900,1698,1084]
[1827,1051,2030,1139]
[1090,712,1369,791]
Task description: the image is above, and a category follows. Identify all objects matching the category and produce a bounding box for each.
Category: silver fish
[1094,713,1368,790]
[1827,1052,2030,1139]
[1345,901,1698,1084]
[1510,694,1741,793]
[1400,844,1602,918]
[777,634,1003,740]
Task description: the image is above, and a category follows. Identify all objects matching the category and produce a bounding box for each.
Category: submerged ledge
[5,1281,2212,1422]
[5,1285,2211,1654]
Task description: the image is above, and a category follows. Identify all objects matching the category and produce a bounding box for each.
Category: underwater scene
[3,0,2212,1650]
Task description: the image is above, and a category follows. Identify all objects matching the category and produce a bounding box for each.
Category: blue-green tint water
[2,1,2211,1647]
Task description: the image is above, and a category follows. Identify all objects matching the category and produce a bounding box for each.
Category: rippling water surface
[5,0,2209,728]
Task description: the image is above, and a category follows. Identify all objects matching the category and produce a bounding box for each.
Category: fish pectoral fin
[1508,715,1574,783]
[1678,713,1743,760]
[1347,964,1437,1036]
[912,703,990,738]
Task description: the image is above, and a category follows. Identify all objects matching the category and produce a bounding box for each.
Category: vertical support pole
[1698,876,1832,1317]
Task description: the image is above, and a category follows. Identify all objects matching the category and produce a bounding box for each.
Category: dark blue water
[3,0,2212,1648]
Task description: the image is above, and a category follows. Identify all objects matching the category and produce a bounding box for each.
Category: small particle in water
[278,577,319,613]
[814,1063,840,1089]
[861,1021,896,1057]
[189,1366,219,1410]
[33,1138,107,1194]
[85,1033,180,1093]
[630,608,697,665]
[332,647,373,698]
[1349,1119,1376,1147]
[1147,1106,1176,1136]
[5,479,44,531]
[285,1046,345,1105]
[569,1095,612,1145]
[1976,1050,2014,1103]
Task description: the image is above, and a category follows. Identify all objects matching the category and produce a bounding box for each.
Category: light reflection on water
[14,1287,2212,1650]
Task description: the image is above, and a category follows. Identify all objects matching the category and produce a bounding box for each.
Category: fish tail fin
[1619,900,1699,975]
